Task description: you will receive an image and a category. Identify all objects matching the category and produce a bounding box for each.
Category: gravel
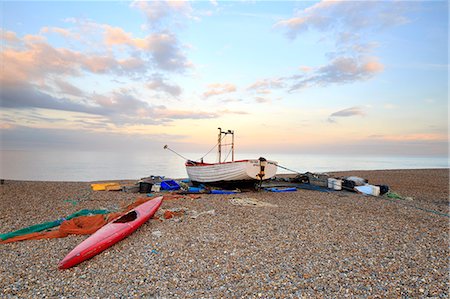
[0,169,448,298]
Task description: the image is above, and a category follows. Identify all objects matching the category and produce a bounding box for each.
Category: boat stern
[245,158,277,181]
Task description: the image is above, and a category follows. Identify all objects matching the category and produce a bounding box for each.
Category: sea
[0,149,448,182]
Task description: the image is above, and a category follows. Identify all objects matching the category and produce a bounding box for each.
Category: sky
[0,0,448,157]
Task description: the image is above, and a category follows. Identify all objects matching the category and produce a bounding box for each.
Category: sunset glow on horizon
[1,1,448,157]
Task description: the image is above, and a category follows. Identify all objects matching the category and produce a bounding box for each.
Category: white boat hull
[186,159,277,183]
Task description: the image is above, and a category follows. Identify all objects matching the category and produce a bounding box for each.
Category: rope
[277,164,302,174]
[199,134,227,161]
[163,145,190,161]
[380,196,450,218]
[223,147,232,162]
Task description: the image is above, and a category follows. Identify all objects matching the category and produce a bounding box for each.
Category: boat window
[113,211,138,223]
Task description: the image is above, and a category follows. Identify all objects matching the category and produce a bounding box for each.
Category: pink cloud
[247,78,284,90]
[0,30,20,44]
[203,83,236,98]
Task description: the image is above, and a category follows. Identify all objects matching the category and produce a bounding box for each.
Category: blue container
[160,180,180,191]
[188,187,201,193]
[265,187,297,193]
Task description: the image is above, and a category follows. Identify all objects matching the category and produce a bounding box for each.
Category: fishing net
[1,194,202,244]
[0,198,155,244]
[0,209,111,241]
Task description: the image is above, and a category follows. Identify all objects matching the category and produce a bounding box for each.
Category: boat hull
[185,159,277,183]
[58,197,163,269]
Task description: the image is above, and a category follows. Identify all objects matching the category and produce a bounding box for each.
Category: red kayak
[58,197,163,269]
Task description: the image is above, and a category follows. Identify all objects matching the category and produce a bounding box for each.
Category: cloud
[144,31,192,71]
[330,106,365,118]
[131,0,193,29]
[53,78,84,97]
[299,65,313,72]
[203,83,236,98]
[247,78,284,91]
[328,106,365,123]
[146,75,182,97]
[1,29,20,44]
[155,107,217,120]
[1,33,151,87]
[254,97,270,104]
[288,56,384,91]
[275,1,410,39]
[0,125,187,151]
[40,26,81,40]
[0,82,103,115]
[218,109,248,115]
[0,81,216,126]
[271,1,409,93]
[102,25,191,72]
[1,25,191,88]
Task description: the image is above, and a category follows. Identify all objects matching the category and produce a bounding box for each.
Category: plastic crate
[160,180,180,190]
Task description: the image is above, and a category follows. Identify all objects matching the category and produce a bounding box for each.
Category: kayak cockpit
[113,211,138,223]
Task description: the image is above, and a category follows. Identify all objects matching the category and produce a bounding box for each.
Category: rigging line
[277,164,303,174]
[199,133,228,160]
[163,145,190,161]
[223,147,232,162]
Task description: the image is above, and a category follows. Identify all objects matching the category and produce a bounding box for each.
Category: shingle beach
[1,169,448,298]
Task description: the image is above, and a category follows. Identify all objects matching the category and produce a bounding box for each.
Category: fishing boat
[166,128,277,185]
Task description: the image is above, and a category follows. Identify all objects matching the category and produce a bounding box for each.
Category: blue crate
[160,180,180,190]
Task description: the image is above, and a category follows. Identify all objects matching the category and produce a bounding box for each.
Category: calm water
[0,149,448,181]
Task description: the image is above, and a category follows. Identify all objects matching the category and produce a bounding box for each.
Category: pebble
[0,169,448,297]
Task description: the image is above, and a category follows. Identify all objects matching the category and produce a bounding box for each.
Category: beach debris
[151,184,161,192]
[163,209,186,219]
[155,207,215,221]
[305,172,329,187]
[91,183,121,191]
[346,176,368,186]
[179,181,190,190]
[229,197,278,208]
[141,175,165,182]
[354,184,381,196]
[122,184,140,193]
[377,185,390,195]
[139,182,153,193]
[189,209,216,219]
[151,230,162,238]
[386,191,413,200]
[327,178,342,190]
[342,177,368,190]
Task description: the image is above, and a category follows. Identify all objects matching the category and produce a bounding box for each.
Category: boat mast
[217,127,234,163]
[218,127,222,163]
[231,131,234,161]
